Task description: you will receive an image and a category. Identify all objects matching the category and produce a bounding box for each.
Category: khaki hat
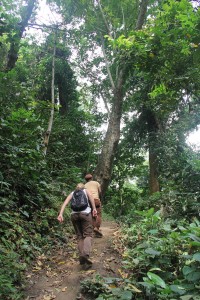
[85,174,93,179]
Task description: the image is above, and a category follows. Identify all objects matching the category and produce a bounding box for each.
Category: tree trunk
[146,110,161,194]
[6,0,36,71]
[149,146,160,194]
[135,0,149,30]
[58,81,69,115]
[43,31,56,156]
[95,70,124,197]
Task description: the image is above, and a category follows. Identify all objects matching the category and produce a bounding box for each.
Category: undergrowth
[80,208,200,300]
[0,194,72,300]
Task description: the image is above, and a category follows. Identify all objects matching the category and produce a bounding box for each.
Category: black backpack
[71,189,88,212]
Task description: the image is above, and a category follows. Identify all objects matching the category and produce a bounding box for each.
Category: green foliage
[0,25,101,300]
[1,1,200,300]
[120,210,200,299]
[46,110,101,185]
[81,275,134,300]
[110,0,200,196]
[84,211,200,300]
[81,275,109,298]
[104,184,142,218]
[0,247,25,300]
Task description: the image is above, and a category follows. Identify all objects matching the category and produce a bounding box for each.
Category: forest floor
[24,220,123,300]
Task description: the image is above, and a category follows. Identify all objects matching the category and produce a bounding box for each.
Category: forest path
[25,220,122,300]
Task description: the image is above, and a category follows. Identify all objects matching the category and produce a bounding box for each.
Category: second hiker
[84,174,103,237]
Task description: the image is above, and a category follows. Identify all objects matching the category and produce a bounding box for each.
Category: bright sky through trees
[186,125,200,150]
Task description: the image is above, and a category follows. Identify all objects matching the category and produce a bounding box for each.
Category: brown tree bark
[146,109,161,194]
[95,70,124,196]
[135,0,149,30]
[149,147,160,194]
[6,0,36,72]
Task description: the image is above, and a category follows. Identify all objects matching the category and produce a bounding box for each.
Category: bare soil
[24,220,122,300]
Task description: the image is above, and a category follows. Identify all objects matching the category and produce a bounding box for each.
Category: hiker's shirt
[85,181,100,199]
[70,190,91,214]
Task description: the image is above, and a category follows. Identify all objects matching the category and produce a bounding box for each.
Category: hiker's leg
[95,206,102,229]
[80,213,93,257]
[93,199,102,230]
[71,213,84,256]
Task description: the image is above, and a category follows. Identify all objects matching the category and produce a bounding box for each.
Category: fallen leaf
[42,294,56,300]
[106,257,115,262]
[108,284,117,289]
[58,261,66,265]
[127,283,142,293]
[37,260,43,266]
[118,269,128,279]
[73,253,78,259]
[84,269,96,274]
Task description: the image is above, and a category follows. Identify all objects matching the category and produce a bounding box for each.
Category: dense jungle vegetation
[0,0,200,299]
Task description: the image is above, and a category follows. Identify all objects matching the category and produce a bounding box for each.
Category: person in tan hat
[84,174,103,237]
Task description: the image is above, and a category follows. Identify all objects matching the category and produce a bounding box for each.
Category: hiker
[57,183,97,268]
[84,174,103,237]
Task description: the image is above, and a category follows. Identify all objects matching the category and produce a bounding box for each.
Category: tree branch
[100,35,115,91]
[135,0,149,30]
[97,0,113,38]
[99,91,110,116]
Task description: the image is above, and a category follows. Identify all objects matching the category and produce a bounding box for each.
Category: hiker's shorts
[71,212,93,240]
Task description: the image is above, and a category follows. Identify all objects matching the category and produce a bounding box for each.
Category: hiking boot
[79,255,92,265]
[94,227,103,238]
[79,256,86,265]
[84,255,92,265]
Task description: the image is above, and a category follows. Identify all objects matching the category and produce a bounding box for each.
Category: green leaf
[146,208,155,217]
[193,253,200,262]
[20,210,29,218]
[149,268,162,272]
[145,248,161,256]
[120,290,132,300]
[132,258,140,265]
[112,288,122,296]
[163,224,172,232]
[186,272,200,282]
[148,229,158,234]
[178,226,187,231]
[188,234,200,242]
[170,285,186,295]
[147,272,166,288]
[190,241,200,247]
[182,266,194,276]
[180,296,194,300]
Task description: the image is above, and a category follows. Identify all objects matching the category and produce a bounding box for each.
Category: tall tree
[51,0,150,196]
[115,0,200,193]
[43,30,57,155]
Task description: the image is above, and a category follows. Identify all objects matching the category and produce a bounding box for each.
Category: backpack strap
[83,189,89,205]
[84,188,93,208]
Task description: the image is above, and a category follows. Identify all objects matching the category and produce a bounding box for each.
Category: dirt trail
[25,220,121,300]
